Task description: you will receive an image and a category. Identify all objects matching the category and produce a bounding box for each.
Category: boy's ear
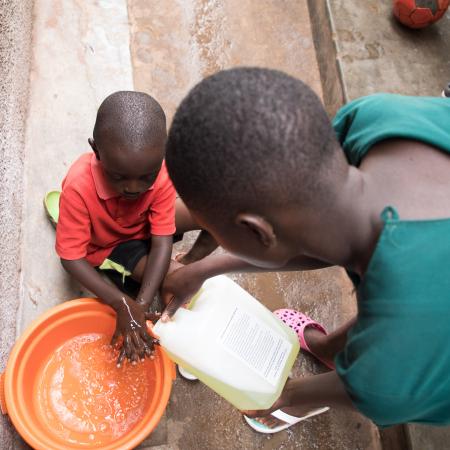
[235,213,277,248]
[88,138,100,159]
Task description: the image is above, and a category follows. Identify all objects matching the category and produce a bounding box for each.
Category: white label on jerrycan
[219,307,292,386]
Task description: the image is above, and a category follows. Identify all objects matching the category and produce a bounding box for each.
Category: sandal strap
[274,309,327,354]
[271,407,330,424]
[271,409,302,424]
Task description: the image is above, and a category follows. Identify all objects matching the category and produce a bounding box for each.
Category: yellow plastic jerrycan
[153,275,300,410]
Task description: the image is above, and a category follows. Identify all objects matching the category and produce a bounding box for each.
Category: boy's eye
[140,173,157,182]
[110,174,124,181]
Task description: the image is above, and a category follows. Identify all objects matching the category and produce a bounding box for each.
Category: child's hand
[111,295,160,367]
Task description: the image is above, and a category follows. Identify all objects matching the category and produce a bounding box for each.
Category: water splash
[37,333,155,445]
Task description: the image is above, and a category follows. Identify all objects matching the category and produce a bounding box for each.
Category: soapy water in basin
[36,333,155,445]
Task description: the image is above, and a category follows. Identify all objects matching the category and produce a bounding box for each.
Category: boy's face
[89,138,164,199]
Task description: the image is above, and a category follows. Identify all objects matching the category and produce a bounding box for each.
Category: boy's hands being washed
[60,258,160,367]
[111,294,160,367]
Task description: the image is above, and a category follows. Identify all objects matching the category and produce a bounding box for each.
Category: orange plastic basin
[0,298,175,450]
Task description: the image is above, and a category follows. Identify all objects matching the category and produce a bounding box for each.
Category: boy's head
[89,91,166,199]
[167,68,347,268]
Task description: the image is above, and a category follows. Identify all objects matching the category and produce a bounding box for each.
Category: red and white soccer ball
[393,0,449,28]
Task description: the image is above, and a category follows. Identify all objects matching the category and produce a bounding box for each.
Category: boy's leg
[131,255,146,283]
[175,198,218,264]
[99,240,150,298]
[132,256,182,301]
[177,230,218,265]
[132,254,182,282]
[127,255,182,312]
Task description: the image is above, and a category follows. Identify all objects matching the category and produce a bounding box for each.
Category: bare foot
[177,252,197,265]
[167,258,183,275]
[177,231,218,265]
[174,252,194,265]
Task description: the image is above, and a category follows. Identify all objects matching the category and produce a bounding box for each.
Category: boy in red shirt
[55,91,214,367]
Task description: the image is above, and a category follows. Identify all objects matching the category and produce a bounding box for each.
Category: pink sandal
[274,309,335,370]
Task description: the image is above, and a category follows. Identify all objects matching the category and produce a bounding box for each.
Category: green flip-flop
[43,190,61,227]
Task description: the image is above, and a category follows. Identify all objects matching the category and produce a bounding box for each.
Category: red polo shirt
[56,153,176,266]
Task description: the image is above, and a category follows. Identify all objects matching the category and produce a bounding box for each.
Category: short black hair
[166,68,341,217]
[93,91,166,151]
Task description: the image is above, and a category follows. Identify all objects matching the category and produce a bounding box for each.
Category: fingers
[116,333,156,367]
[161,296,186,322]
[141,340,154,359]
[123,333,135,365]
[144,311,161,322]
[140,327,156,346]
[140,328,157,359]
[110,329,120,346]
[127,333,142,365]
[174,253,186,263]
[131,330,146,361]
[117,347,126,368]
[160,287,176,308]
[118,330,157,367]
[113,311,160,367]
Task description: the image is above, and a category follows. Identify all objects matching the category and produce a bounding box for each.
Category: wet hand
[111,295,160,367]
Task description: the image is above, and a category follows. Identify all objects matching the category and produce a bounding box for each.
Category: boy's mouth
[122,192,142,199]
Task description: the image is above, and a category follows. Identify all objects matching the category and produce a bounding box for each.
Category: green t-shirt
[333,93,450,166]
[331,94,450,427]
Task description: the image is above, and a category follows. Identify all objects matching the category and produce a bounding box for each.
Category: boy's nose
[124,180,142,194]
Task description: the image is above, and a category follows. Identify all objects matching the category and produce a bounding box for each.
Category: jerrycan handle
[145,322,176,380]
[146,321,159,339]
[0,372,7,415]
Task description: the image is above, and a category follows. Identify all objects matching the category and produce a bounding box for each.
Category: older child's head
[89,91,166,199]
[167,68,348,267]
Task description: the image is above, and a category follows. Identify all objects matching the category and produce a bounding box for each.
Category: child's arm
[135,235,173,307]
[61,258,158,366]
[161,252,330,320]
[141,163,177,307]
